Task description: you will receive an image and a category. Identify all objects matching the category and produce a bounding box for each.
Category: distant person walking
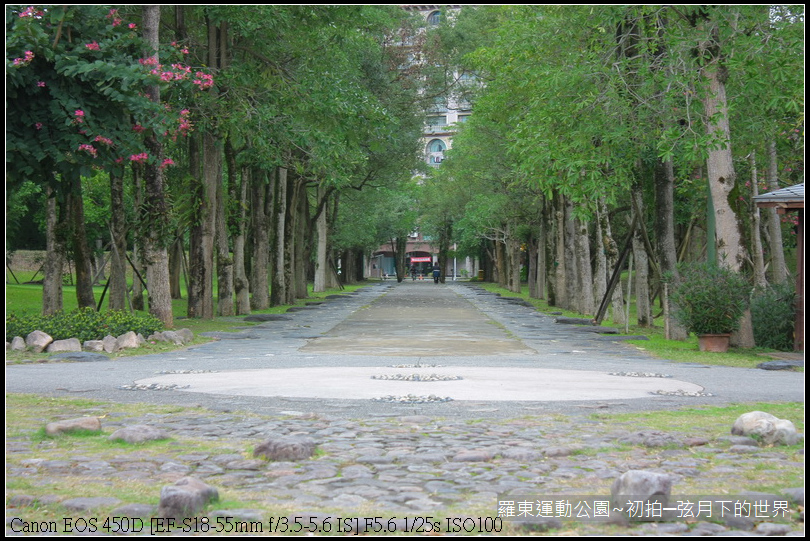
[432,263,441,284]
[410,265,417,281]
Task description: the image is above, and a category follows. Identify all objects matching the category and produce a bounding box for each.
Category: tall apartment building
[369,5,474,280]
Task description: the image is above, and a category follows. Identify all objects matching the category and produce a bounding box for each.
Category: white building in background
[368,5,477,280]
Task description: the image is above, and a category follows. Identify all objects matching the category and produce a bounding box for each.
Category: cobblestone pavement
[5,281,805,535]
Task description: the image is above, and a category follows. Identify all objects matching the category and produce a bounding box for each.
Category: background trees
[7,5,803,347]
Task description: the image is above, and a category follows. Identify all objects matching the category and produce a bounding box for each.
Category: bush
[670,262,750,335]
[751,282,796,351]
[5,308,164,342]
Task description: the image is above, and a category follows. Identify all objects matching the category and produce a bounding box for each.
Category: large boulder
[731,411,799,446]
[46,338,82,353]
[116,331,140,350]
[157,477,218,519]
[25,330,53,353]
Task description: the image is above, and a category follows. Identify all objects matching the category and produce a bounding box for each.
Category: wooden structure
[753,183,804,352]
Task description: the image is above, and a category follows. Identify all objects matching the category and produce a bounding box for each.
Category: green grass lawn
[472,282,801,370]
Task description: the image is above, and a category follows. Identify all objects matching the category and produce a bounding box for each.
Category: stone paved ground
[5,281,805,536]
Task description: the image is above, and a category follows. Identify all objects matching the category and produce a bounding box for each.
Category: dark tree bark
[42,185,66,316]
[108,168,128,310]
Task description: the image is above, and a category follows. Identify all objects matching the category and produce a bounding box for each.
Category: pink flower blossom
[35,122,43,130]
[13,50,35,66]
[129,152,148,163]
[132,124,145,133]
[78,144,97,157]
[86,41,101,51]
[159,158,175,170]
[94,135,114,146]
[37,81,45,87]
[193,72,215,90]
[128,23,137,29]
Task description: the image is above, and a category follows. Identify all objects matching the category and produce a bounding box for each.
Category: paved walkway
[6,280,804,418]
[5,281,805,535]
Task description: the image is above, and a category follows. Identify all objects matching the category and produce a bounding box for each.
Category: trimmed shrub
[751,282,796,351]
[5,308,164,343]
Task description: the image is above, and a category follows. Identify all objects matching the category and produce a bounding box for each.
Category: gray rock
[46,338,82,353]
[116,331,140,350]
[253,436,316,461]
[782,487,804,506]
[611,470,673,501]
[108,425,169,444]
[757,360,803,371]
[110,503,157,518]
[158,477,219,519]
[61,497,122,512]
[176,328,194,343]
[26,330,53,353]
[83,340,104,352]
[731,411,799,445]
[49,351,110,362]
[45,417,101,436]
[754,522,794,536]
[451,450,493,462]
[7,494,37,507]
[102,335,119,353]
[11,336,26,351]
[619,431,683,448]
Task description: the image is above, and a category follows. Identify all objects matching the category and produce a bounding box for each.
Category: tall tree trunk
[563,196,578,311]
[325,193,341,288]
[506,233,521,293]
[108,168,128,311]
[632,192,652,326]
[141,4,173,327]
[294,179,309,298]
[68,180,96,310]
[270,166,287,306]
[593,203,608,315]
[700,26,754,347]
[231,159,251,315]
[553,193,566,308]
[655,159,686,338]
[215,141,233,316]
[250,168,270,309]
[42,186,65,316]
[314,185,329,292]
[187,132,206,317]
[574,215,594,315]
[394,236,407,282]
[749,153,767,288]
[168,235,183,300]
[598,199,625,326]
[765,139,789,284]
[130,164,145,311]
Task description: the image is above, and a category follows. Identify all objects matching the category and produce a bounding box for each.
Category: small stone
[11,336,26,351]
[254,436,316,461]
[45,417,101,436]
[108,425,169,444]
[61,497,122,512]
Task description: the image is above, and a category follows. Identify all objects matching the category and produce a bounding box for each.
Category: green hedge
[6,308,164,343]
[751,282,796,351]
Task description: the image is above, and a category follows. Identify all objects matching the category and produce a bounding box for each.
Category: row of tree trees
[421,5,803,343]
[7,5,433,325]
[7,6,803,343]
